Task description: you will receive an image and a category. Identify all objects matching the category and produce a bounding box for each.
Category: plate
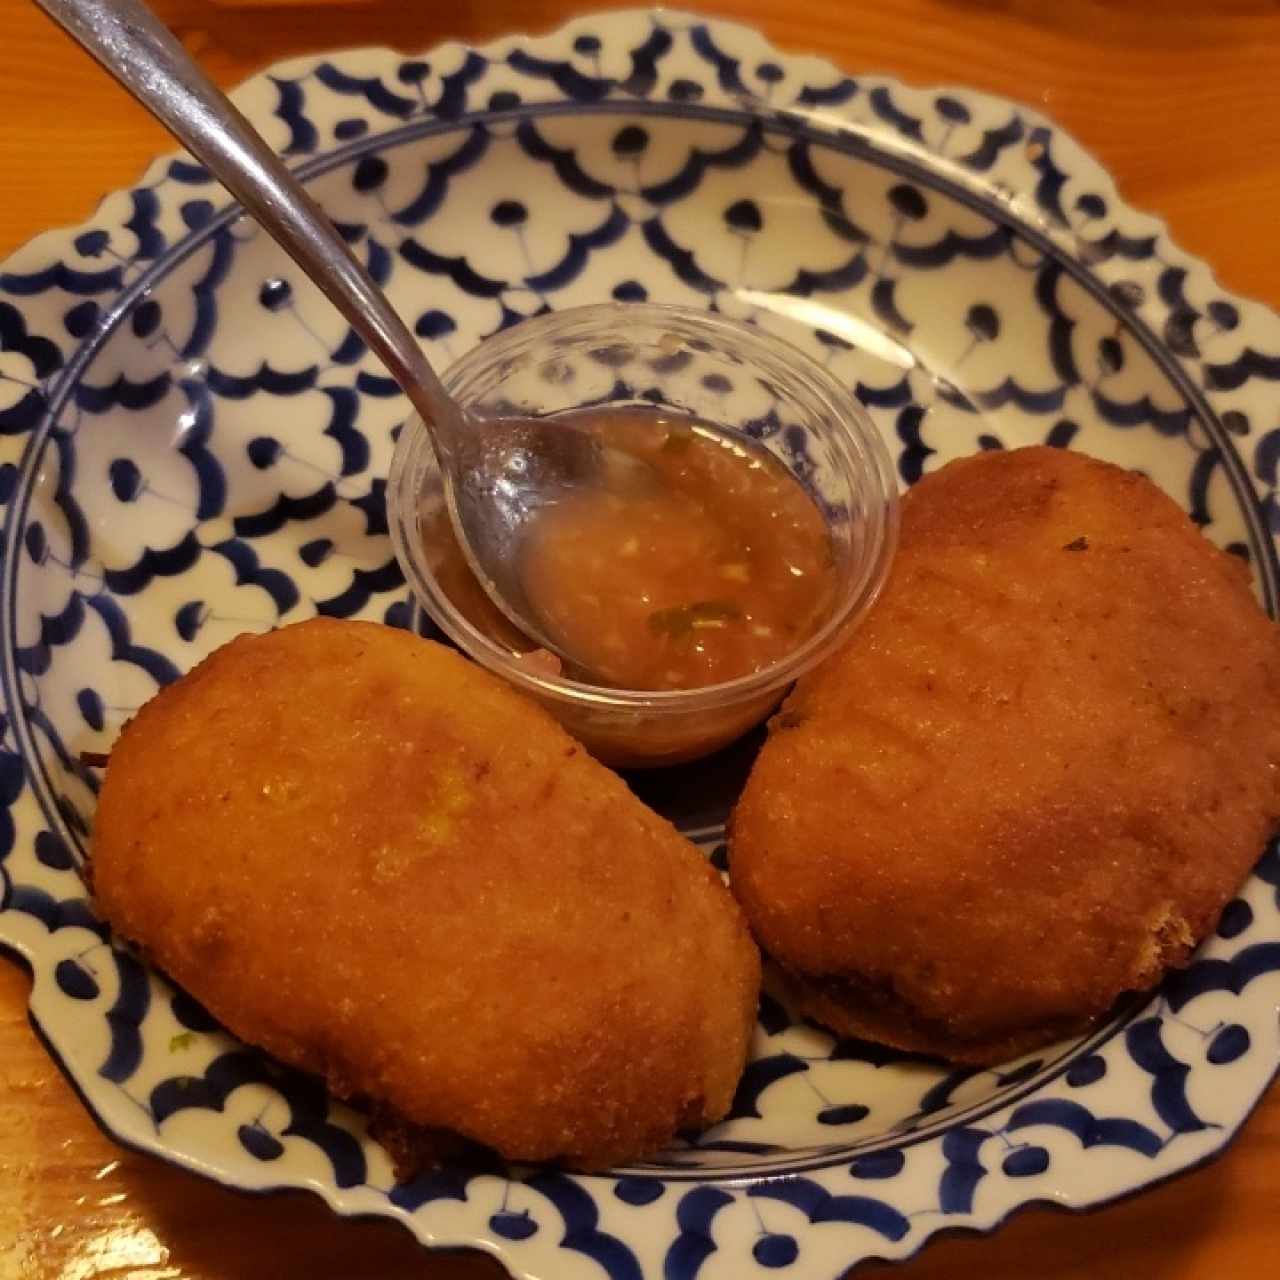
[3,8,1279,1277]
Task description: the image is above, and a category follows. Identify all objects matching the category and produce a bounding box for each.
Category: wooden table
[2,1,1277,1276]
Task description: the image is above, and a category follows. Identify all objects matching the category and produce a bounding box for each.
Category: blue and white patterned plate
[3,9,1279,1276]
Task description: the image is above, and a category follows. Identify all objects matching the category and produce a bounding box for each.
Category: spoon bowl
[441,412,662,664]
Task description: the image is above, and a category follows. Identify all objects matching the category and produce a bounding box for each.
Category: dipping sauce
[426,407,837,692]
[522,409,836,688]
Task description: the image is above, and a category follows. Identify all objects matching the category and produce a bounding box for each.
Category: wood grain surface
[2,1,1278,1277]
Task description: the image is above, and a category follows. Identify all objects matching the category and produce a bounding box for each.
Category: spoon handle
[34,0,463,445]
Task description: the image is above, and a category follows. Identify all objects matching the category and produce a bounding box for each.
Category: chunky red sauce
[426,408,836,691]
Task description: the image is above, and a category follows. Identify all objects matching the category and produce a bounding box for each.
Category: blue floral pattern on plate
[1,9,1279,1276]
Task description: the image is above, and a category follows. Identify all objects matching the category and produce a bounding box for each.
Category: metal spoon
[35,0,639,664]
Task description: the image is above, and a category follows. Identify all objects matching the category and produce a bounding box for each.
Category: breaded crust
[730,447,1280,1064]
[92,618,759,1168]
